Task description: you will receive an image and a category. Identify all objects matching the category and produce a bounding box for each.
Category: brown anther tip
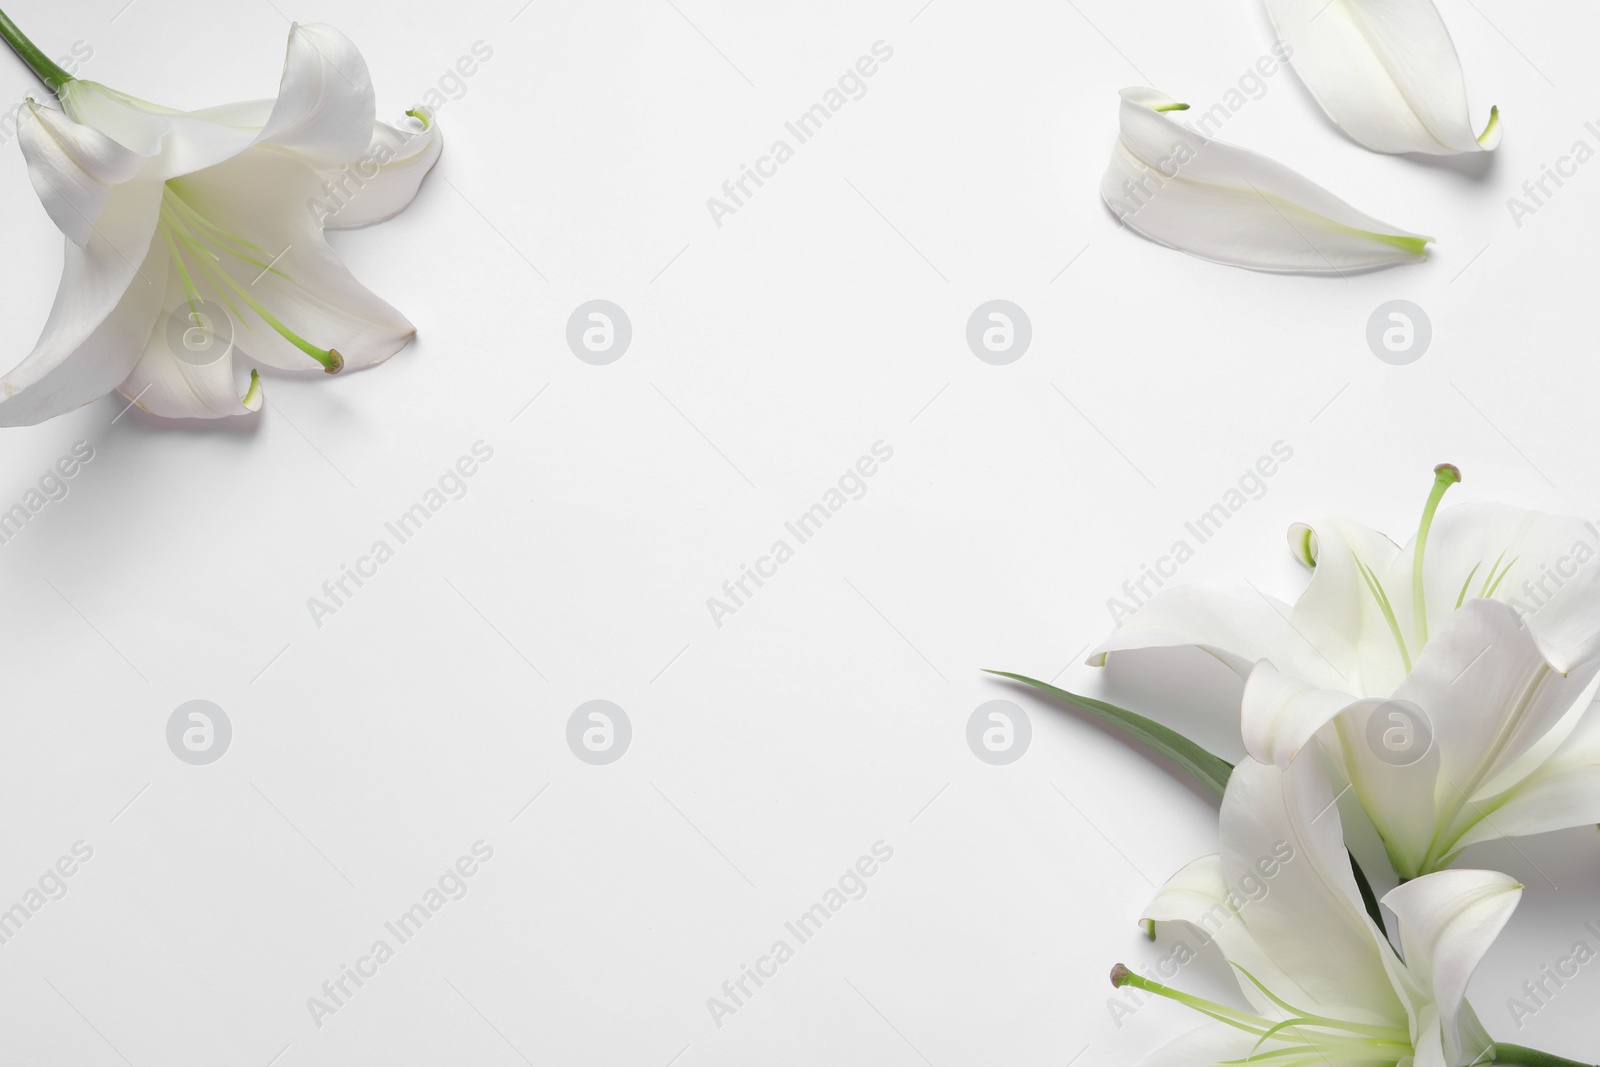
[1435,463,1461,483]
[1110,963,1133,988]
[324,349,344,374]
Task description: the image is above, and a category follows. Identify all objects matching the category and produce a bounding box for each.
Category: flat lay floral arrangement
[0,1,1594,1065]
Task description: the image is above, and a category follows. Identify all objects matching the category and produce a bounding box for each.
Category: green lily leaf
[985,668,1392,938]
[984,670,1233,797]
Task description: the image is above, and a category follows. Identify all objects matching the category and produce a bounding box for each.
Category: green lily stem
[0,8,72,92]
[1494,1044,1596,1067]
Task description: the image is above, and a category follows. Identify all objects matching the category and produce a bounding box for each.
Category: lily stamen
[1112,963,1414,1063]
[1355,553,1413,674]
[158,186,343,374]
[1111,964,1273,1035]
[162,187,272,260]
[1412,463,1462,648]
[1482,552,1519,598]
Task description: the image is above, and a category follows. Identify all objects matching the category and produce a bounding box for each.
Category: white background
[0,0,1595,1063]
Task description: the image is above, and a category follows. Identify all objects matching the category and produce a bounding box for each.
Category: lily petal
[114,271,263,421]
[1141,853,1321,1017]
[1385,503,1600,677]
[115,346,262,421]
[1216,758,1403,1023]
[1456,703,1600,849]
[61,80,261,179]
[165,147,415,372]
[1143,758,1406,1023]
[58,23,375,180]
[1404,600,1600,824]
[1103,87,1432,273]
[1329,695,1447,880]
[1241,661,1358,768]
[0,180,168,426]
[1331,599,1600,877]
[17,99,144,245]
[1088,580,1350,689]
[1383,870,1520,1066]
[319,110,444,230]
[255,23,376,168]
[1266,0,1499,155]
[1287,517,1408,696]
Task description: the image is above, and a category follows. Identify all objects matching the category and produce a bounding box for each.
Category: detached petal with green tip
[1102,87,1432,273]
[1265,0,1500,155]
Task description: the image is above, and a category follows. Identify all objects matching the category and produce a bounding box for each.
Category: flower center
[1111,963,1412,1065]
[157,182,343,374]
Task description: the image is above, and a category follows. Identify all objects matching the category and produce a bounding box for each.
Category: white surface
[0,0,1596,1064]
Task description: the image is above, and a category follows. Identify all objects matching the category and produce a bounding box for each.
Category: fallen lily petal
[1102,87,1432,273]
[0,12,442,424]
[1265,0,1500,155]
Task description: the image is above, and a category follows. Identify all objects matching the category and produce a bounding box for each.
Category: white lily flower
[1115,756,1523,1067]
[1265,0,1500,155]
[0,19,441,424]
[1091,466,1600,878]
[1102,87,1432,273]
